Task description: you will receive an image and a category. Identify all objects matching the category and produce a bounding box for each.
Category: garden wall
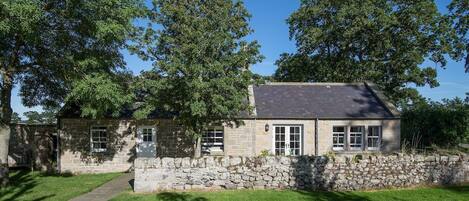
[134,154,469,192]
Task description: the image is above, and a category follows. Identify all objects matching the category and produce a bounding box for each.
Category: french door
[273,125,302,156]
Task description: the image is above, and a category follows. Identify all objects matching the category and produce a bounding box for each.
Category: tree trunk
[0,125,10,187]
[193,137,201,158]
[0,71,13,187]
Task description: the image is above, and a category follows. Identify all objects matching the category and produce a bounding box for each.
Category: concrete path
[70,172,133,201]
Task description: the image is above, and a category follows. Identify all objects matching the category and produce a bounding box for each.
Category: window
[274,126,286,155]
[289,126,301,156]
[332,126,346,150]
[142,128,153,142]
[274,125,302,156]
[90,126,107,152]
[367,126,381,150]
[202,127,224,154]
[349,126,363,150]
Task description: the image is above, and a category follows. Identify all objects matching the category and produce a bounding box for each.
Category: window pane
[332,126,345,150]
[91,127,107,152]
[202,127,224,153]
[350,126,362,132]
[349,126,363,149]
[333,127,345,132]
[367,126,381,149]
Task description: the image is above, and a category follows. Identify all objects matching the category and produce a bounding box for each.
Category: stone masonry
[59,118,401,174]
[134,154,469,192]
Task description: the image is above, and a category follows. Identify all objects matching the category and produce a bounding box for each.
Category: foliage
[22,106,59,124]
[132,0,263,154]
[446,0,469,72]
[259,149,272,157]
[0,170,121,201]
[10,112,20,123]
[274,0,451,104]
[111,185,469,201]
[66,73,134,119]
[351,154,363,164]
[324,151,336,162]
[0,0,144,120]
[401,97,469,149]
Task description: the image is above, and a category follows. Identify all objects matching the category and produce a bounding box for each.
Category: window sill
[332,150,381,154]
[91,149,107,153]
[202,150,224,156]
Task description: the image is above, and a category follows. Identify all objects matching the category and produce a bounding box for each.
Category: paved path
[70,172,133,201]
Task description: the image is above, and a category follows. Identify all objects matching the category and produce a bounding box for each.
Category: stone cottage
[57,82,400,173]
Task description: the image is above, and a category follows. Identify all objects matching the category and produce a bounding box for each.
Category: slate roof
[59,82,398,119]
[252,83,395,119]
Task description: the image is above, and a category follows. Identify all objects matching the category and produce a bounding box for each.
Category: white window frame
[367,126,381,151]
[201,127,224,154]
[349,126,364,151]
[90,126,108,153]
[332,126,346,151]
[272,125,303,156]
[141,127,154,142]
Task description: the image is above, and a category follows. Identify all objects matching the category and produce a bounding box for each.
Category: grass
[0,170,122,201]
[111,185,469,201]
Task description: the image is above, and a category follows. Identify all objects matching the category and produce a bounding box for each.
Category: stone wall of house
[317,119,400,155]
[224,120,256,156]
[134,154,469,192]
[60,119,136,173]
[59,119,194,174]
[8,123,57,171]
[153,120,193,157]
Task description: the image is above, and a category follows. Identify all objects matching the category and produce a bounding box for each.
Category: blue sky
[11,0,469,118]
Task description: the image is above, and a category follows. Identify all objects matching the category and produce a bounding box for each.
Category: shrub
[324,151,336,161]
[259,149,271,157]
[401,98,469,149]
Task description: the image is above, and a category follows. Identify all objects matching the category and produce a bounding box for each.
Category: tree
[23,111,42,124]
[0,0,143,186]
[133,0,262,157]
[39,106,59,124]
[447,0,468,72]
[22,106,60,124]
[401,97,469,149]
[10,112,20,123]
[274,0,451,104]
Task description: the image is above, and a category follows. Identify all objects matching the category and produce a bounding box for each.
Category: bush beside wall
[134,154,469,192]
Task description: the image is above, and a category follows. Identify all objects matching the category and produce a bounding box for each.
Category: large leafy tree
[133,0,262,157]
[447,0,468,72]
[274,0,451,104]
[10,112,20,123]
[0,0,143,186]
[22,106,60,124]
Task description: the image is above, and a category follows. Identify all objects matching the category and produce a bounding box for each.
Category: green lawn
[0,170,122,201]
[112,185,469,201]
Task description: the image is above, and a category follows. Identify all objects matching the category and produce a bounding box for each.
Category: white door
[137,126,156,158]
[273,125,302,156]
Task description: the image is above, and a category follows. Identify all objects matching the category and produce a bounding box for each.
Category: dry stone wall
[134,154,469,192]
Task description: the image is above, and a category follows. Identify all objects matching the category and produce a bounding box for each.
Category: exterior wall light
[265,124,269,132]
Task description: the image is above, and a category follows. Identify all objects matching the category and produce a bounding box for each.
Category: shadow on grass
[293,190,370,201]
[156,192,208,201]
[0,170,55,201]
